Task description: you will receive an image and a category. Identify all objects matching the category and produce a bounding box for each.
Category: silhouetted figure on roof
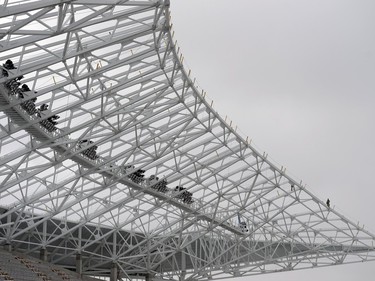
[132,169,145,184]
[183,190,193,204]
[326,198,330,208]
[21,84,30,92]
[2,60,23,82]
[40,104,48,111]
[148,175,160,189]
[48,115,60,125]
[17,88,24,98]
[174,185,193,204]
[155,178,168,193]
[125,165,145,184]
[18,84,38,115]
[38,105,58,131]
[2,60,16,77]
[4,60,15,71]
[48,115,60,123]
[78,139,99,160]
[175,186,184,199]
[37,104,48,119]
[4,59,14,68]
[40,119,58,132]
[6,80,20,93]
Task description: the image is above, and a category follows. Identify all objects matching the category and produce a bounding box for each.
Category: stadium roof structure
[0,1,374,280]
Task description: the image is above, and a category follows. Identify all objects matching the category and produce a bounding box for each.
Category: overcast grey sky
[171,0,375,280]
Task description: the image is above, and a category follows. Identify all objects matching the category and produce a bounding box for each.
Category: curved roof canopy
[0,0,374,280]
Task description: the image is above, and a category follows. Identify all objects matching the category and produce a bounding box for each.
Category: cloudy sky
[171,0,375,280]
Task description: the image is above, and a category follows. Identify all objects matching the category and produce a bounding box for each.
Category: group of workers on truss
[5,59,337,232]
[2,60,60,132]
[1,59,332,232]
[1,59,195,206]
[77,140,100,160]
[124,165,194,204]
[11,60,347,232]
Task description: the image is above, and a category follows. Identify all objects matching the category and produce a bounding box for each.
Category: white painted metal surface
[0,1,374,280]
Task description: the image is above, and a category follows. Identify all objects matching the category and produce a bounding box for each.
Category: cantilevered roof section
[0,1,374,280]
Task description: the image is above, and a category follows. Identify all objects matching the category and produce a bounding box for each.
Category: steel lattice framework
[0,1,374,280]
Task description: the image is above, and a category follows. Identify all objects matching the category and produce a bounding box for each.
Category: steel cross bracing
[0,0,374,280]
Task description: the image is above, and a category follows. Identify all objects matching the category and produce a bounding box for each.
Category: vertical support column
[77,226,83,275]
[40,220,48,261]
[40,248,48,262]
[5,213,11,251]
[179,250,186,281]
[42,220,47,245]
[113,232,117,262]
[4,243,12,252]
[76,254,82,275]
[110,263,117,281]
[146,273,155,281]
[78,226,82,251]
[111,231,118,281]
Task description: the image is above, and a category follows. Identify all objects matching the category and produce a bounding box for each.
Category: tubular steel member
[0,1,374,281]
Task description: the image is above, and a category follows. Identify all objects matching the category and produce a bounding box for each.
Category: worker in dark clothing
[21,84,30,92]
[3,60,23,80]
[40,104,48,111]
[2,59,16,77]
[37,104,48,118]
[326,198,330,208]
[48,115,59,125]
[4,60,15,70]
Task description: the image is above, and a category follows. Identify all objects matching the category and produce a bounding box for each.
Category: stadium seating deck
[0,249,101,281]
